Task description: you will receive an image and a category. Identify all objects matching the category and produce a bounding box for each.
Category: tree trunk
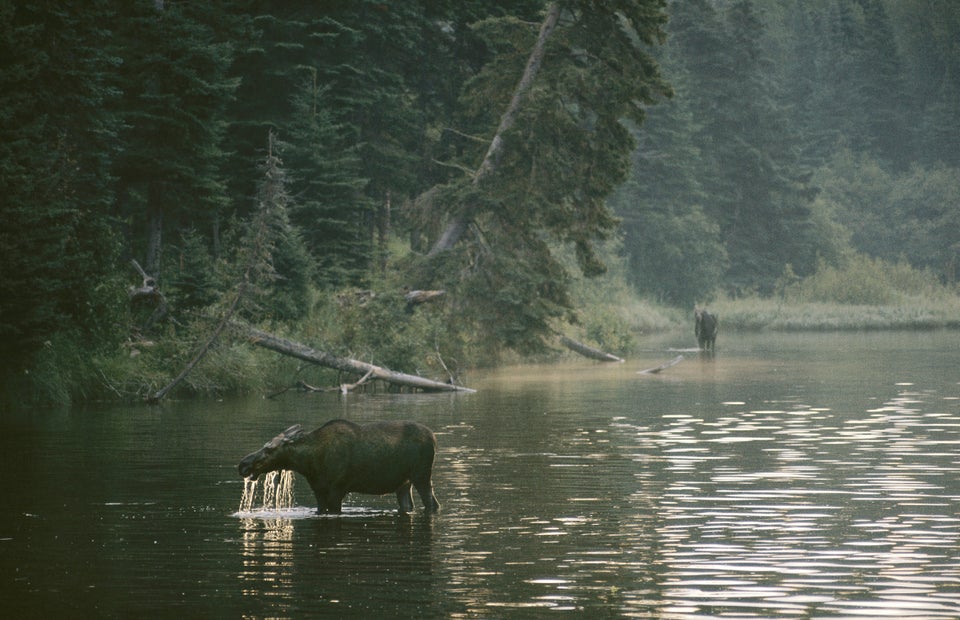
[241,326,476,393]
[559,336,625,363]
[145,200,163,276]
[427,2,561,256]
[377,191,390,273]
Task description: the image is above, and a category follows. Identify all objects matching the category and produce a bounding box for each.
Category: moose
[694,307,718,351]
[238,419,441,514]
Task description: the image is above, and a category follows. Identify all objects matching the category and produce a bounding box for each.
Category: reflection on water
[1,331,959,617]
[238,512,296,610]
[635,387,960,618]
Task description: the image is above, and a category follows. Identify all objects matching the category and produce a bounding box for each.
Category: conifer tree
[112,1,240,277]
[416,0,672,352]
[0,1,123,370]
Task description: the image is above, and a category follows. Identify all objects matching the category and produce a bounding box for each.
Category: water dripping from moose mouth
[236,470,297,518]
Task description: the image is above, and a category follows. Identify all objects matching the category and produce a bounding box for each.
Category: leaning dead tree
[241,326,475,393]
[149,132,283,403]
[427,2,561,256]
[560,336,624,363]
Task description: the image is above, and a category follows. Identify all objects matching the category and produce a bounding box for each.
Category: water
[1,330,959,617]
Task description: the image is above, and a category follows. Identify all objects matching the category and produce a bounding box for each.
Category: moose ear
[281,424,303,442]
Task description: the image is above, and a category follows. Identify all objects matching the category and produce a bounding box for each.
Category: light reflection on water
[632,388,960,618]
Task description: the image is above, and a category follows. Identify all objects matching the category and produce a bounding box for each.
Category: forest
[1,0,958,406]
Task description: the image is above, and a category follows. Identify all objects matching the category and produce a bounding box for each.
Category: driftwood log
[242,326,475,393]
[560,336,624,363]
[637,355,684,375]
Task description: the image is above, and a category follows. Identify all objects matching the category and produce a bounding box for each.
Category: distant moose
[694,307,718,351]
[238,419,441,514]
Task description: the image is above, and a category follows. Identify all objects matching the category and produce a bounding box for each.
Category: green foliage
[0,1,125,375]
[779,255,950,306]
[235,135,314,322]
[284,79,370,288]
[714,296,960,332]
[167,229,220,311]
[566,240,680,353]
[112,1,241,272]
[4,0,960,404]
[814,150,960,282]
[417,0,672,353]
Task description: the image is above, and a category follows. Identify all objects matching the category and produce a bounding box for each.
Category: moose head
[238,424,304,480]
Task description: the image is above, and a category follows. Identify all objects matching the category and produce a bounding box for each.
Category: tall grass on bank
[715,256,960,330]
[565,244,680,355]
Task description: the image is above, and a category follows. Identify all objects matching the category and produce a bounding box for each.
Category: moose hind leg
[414,479,440,513]
[396,483,415,513]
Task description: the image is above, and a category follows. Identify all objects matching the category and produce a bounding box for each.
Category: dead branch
[560,336,624,363]
[637,355,684,375]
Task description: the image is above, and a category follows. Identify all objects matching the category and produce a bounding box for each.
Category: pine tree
[284,76,369,288]
[112,1,240,277]
[0,1,124,370]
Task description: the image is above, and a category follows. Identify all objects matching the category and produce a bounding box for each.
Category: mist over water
[1,331,958,617]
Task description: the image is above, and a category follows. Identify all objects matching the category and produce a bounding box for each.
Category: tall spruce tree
[112,1,240,277]
[0,1,123,372]
[612,3,727,306]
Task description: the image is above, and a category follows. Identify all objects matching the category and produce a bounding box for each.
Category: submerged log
[560,336,625,363]
[241,326,475,393]
[637,355,684,375]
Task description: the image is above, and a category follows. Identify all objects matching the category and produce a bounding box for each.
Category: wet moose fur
[238,419,441,514]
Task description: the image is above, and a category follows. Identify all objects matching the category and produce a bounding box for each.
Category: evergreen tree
[0,1,124,370]
[664,0,819,294]
[855,0,911,166]
[417,0,672,352]
[890,0,960,168]
[241,132,313,321]
[284,77,368,288]
[613,4,727,306]
[112,1,240,277]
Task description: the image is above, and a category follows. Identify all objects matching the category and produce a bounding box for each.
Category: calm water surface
[1,331,959,618]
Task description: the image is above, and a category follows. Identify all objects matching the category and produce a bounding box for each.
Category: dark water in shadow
[1,331,958,617]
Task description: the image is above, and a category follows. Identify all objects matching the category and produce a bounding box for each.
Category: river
[1,330,958,617]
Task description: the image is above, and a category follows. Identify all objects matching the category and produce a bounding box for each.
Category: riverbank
[9,284,960,410]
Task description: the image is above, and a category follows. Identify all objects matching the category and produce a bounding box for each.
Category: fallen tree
[241,325,476,393]
[560,336,624,363]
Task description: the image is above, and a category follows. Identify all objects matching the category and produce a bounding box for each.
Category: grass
[710,297,960,331]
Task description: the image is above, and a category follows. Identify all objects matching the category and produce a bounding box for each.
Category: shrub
[781,255,946,305]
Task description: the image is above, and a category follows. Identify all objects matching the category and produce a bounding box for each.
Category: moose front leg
[310,482,345,514]
[396,482,414,513]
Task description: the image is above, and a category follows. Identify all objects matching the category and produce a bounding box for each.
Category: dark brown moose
[695,307,718,351]
[238,419,441,514]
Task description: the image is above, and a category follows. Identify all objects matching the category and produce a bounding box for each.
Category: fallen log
[241,326,476,393]
[637,355,684,375]
[560,336,625,363]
